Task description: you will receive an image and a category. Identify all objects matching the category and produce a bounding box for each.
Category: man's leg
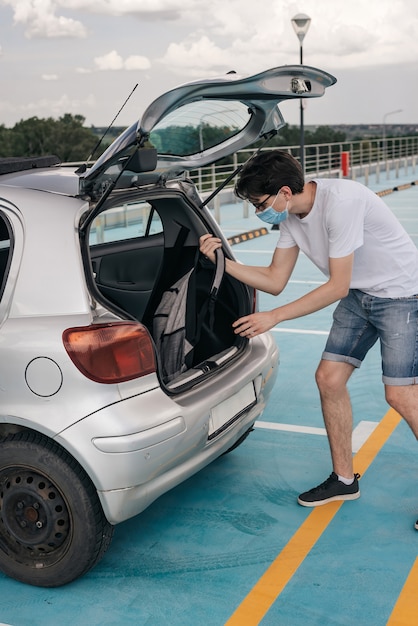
[297,358,360,507]
[385,384,418,530]
[385,384,418,438]
[316,359,356,477]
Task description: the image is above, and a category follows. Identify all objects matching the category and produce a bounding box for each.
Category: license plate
[209,382,256,438]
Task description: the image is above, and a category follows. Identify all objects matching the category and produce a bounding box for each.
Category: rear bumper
[98,401,262,524]
[56,333,279,524]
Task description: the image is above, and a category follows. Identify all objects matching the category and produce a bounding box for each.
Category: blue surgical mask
[257,201,289,225]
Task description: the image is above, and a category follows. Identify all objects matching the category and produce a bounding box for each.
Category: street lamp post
[291,13,311,175]
[382,109,402,168]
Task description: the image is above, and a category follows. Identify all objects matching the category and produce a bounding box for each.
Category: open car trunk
[87,181,250,391]
[80,66,336,391]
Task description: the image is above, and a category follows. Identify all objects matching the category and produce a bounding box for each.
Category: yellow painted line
[387,556,418,625]
[352,408,401,476]
[225,408,402,626]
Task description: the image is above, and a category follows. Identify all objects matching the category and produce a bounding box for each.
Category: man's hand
[232,310,279,337]
[199,234,222,264]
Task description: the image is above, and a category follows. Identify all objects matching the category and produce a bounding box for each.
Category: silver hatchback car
[0,65,335,586]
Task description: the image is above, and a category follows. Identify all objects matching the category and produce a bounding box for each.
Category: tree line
[0,114,107,162]
[3,113,417,165]
[0,113,349,164]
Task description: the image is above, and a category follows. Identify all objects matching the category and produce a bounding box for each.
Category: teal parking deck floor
[1,168,418,626]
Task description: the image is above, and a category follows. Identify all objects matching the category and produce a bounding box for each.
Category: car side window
[89,201,163,245]
[0,214,11,299]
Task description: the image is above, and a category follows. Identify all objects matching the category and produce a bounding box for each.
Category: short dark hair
[235,150,305,201]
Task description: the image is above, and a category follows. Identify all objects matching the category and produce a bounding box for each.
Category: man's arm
[199,234,299,295]
[233,253,354,337]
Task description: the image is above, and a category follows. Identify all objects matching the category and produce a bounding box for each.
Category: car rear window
[89,201,163,245]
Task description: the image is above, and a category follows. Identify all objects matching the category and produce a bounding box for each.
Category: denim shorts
[322,289,418,386]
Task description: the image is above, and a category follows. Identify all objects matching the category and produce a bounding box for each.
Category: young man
[199,150,418,527]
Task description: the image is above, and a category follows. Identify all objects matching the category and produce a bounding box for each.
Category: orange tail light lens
[63,322,156,384]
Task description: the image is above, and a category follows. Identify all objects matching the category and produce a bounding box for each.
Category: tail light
[63,322,156,384]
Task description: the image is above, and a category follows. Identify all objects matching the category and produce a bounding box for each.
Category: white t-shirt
[276,178,418,298]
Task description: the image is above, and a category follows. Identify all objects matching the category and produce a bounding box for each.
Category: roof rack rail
[0,155,61,176]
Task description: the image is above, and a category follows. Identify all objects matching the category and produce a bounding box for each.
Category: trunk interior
[87,187,250,388]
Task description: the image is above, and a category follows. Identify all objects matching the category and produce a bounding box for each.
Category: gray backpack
[153,248,225,382]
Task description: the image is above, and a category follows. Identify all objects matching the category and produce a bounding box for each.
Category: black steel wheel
[0,431,114,587]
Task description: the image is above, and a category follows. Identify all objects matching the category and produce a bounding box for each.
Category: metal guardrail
[67,134,418,222]
[191,136,418,221]
[74,134,418,242]
[192,135,418,194]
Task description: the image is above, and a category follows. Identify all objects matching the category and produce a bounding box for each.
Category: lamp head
[291,13,311,43]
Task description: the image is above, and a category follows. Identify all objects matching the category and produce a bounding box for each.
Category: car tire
[0,430,114,587]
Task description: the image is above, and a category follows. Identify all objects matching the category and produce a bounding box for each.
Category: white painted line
[255,421,326,436]
[232,249,275,253]
[351,420,379,452]
[270,327,329,335]
[233,249,311,258]
[254,419,379,454]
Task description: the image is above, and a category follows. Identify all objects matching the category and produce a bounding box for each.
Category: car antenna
[75,83,138,174]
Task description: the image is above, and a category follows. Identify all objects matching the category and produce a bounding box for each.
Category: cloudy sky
[1,0,418,130]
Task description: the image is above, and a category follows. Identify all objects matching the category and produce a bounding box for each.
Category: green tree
[0,125,13,157]
[306,125,346,144]
[151,123,239,156]
[248,124,347,151]
[273,125,301,146]
[7,114,98,161]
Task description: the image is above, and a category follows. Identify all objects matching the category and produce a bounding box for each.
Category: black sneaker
[415,519,418,530]
[298,472,360,507]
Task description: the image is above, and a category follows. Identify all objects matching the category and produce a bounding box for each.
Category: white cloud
[0,92,97,125]
[149,0,418,79]
[1,0,418,128]
[3,0,418,68]
[3,0,86,38]
[94,50,124,71]
[124,55,151,71]
[159,36,231,76]
[42,73,58,81]
[291,0,418,69]
[63,0,194,18]
[94,50,151,71]
[19,93,96,118]
[0,0,196,39]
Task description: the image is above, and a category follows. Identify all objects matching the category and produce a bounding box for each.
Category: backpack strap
[207,247,225,330]
[184,247,225,369]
